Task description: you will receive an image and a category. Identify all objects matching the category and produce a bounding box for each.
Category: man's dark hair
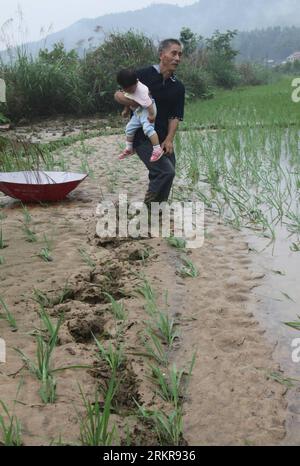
[117,69,138,88]
[158,39,182,54]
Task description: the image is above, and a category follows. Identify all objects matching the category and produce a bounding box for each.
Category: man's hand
[161,138,174,155]
[114,90,138,109]
[122,107,130,118]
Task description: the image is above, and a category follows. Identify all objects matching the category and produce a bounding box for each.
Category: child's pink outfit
[118,81,164,162]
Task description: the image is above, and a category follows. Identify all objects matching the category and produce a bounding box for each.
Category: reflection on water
[245,225,300,445]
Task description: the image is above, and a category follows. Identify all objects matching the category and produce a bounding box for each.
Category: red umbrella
[0,171,88,202]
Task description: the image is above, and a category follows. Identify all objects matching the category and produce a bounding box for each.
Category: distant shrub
[237,63,272,86]
[177,61,213,99]
[275,60,300,74]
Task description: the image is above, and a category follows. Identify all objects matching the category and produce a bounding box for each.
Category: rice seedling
[14,315,89,403]
[280,291,295,303]
[78,248,96,268]
[22,223,37,243]
[21,205,32,224]
[103,292,127,321]
[37,234,53,262]
[178,255,199,278]
[0,295,17,331]
[38,305,64,341]
[267,371,299,389]
[37,247,52,262]
[0,400,22,446]
[284,320,300,331]
[148,364,184,408]
[32,283,73,308]
[32,288,52,308]
[0,256,4,265]
[141,330,169,367]
[78,376,118,446]
[0,226,7,249]
[166,237,186,249]
[147,311,179,349]
[136,403,183,446]
[79,154,94,178]
[93,335,124,374]
[135,278,158,317]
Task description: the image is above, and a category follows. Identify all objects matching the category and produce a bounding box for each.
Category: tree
[179,27,202,56]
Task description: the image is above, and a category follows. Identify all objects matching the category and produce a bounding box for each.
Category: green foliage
[179,27,202,57]
[81,30,157,112]
[0,111,9,124]
[205,30,239,89]
[177,61,213,99]
[2,45,93,120]
[0,27,280,121]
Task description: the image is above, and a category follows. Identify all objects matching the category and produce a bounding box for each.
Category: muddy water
[244,224,300,445]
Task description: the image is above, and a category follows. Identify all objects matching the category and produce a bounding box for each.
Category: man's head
[117,68,138,93]
[158,39,183,74]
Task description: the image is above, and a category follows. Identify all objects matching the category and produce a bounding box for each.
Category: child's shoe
[150,147,164,162]
[118,148,134,160]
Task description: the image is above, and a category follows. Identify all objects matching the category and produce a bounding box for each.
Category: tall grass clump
[2,43,93,120]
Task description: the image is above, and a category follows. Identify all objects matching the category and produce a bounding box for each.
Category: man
[114,39,185,205]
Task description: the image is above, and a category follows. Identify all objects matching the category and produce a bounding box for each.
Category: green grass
[166,237,187,250]
[184,77,300,129]
[93,336,124,374]
[178,256,199,278]
[78,248,96,268]
[136,403,183,446]
[0,226,7,249]
[0,296,17,331]
[0,400,22,446]
[15,315,89,404]
[78,377,118,446]
[103,292,127,321]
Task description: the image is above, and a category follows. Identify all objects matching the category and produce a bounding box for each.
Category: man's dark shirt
[133,65,185,147]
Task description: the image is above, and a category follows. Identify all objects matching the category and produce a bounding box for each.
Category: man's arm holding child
[114,91,138,109]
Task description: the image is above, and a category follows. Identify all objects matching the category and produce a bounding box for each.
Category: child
[116,68,164,163]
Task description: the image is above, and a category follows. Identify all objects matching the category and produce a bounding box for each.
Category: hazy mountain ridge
[1,1,300,60]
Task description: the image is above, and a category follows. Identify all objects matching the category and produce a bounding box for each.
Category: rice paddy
[0,76,299,446]
[175,77,300,251]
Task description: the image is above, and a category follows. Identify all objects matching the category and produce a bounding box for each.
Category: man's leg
[135,139,176,204]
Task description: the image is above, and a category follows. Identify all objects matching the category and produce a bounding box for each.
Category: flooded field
[0,119,290,445]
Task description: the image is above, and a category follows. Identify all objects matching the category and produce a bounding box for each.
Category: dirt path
[0,134,287,445]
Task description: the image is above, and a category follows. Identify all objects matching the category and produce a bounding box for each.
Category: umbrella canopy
[0,171,88,202]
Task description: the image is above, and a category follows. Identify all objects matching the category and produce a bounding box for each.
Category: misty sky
[0,0,196,46]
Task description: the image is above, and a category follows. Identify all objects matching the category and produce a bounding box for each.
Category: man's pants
[135,139,176,203]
